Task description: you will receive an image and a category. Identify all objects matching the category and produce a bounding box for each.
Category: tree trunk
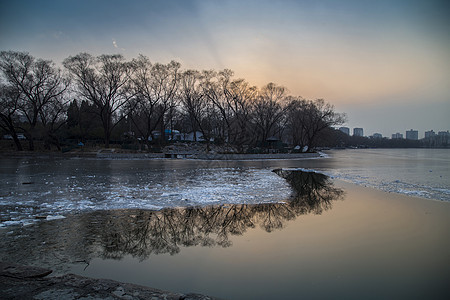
[103,114,111,148]
[2,118,23,151]
[105,132,110,148]
[27,134,35,151]
[12,134,23,151]
[160,117,165,147]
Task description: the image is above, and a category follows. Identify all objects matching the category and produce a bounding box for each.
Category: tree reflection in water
[0,169,344,269]
[99,169,343,260]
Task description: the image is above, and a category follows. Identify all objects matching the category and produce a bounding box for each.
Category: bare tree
[201,69,234,144]
[0,51,69,150]
[39,92,68,150]
[0,85,23,150]
[287,98,346,149]
[180,70,217,150]
[63,53,135,148]
[251,83,290,146]
[223,78,257,151]
[130,56,180,147]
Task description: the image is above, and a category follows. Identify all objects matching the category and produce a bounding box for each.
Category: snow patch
[46,215,66,221]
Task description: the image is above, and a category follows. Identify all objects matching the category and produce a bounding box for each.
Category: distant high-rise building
[406,129,418,140]
[339,127,350,135]
[425,130,436,138]
[372,133,382,139]
[353,128,363,137]
[438,130,450,137]
[392,133,403,139]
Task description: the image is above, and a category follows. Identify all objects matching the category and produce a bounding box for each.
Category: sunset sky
[1,0,449,137]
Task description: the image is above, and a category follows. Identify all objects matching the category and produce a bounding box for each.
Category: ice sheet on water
[0,167,292,227]
[279,167,333,178]
[398,189,429,197]
[46,215,66,220]
[322,168,450,202]
[432,188,450,195]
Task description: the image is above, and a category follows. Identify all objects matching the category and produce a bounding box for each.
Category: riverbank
[0,149,321,160]
[0,140,322,160]
[0,262,217,299]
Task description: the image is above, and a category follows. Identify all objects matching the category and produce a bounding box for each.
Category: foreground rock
[0,262,218,300]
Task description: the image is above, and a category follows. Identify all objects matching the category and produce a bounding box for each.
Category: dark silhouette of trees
[201,70,257,150]
[225,78,257,150]
[38,89,67,150]
[179,69,218,150]
[201,69,233,144]
[128,56,180,147]
[66,99,103,141]
[63,53,135,148]
[1,50,350,151]
[287,98,346,150]
[252,83,290,146]
[0,84,23,150]
[0,51,69,150]
[273,169,344,214]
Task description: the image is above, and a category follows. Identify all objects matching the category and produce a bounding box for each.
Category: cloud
[112,39,125,51]
[52,31,64,40]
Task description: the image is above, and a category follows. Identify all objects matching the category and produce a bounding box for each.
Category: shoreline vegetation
[1,51,348,153]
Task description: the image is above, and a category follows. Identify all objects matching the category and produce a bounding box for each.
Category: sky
[1,0,449,138]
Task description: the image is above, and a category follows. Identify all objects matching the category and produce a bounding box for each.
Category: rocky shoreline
[0,262,218,300]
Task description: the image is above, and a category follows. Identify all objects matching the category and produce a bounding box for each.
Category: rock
[0,262,221,300]
[33,288,79,300]
[0,262,52,278]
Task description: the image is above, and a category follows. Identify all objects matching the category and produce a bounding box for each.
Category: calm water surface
[1,149,449,299]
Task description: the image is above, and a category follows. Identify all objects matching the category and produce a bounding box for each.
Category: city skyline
[1,0,449,137]
[339,126,449,139]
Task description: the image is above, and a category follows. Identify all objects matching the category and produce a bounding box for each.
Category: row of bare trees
[1,51,346,151]
[0,51,69,150]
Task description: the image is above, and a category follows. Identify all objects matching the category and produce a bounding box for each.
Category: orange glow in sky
[0,0,449,137]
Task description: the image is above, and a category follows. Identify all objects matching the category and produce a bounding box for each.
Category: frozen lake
[1,150,449,299]
[0,158,295,227]
[1,148,449,227]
